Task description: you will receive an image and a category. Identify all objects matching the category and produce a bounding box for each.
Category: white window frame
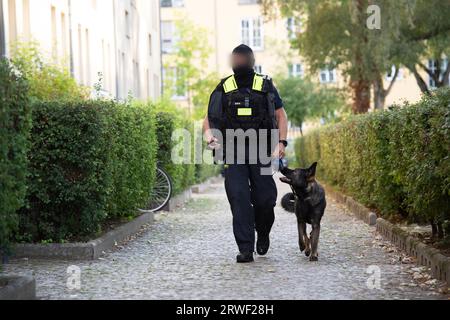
[319,68,337,84]
[289,63,303,78]
[428,58,449,89]
[386,65,402,82]
[164,67,187,100]
[286,17,301,40]
[161,21,175,53]
[240,17,264,51]
[161,0,184,8]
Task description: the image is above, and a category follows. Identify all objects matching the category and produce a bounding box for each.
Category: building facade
[160,0,447,108]
[1,0,162,101]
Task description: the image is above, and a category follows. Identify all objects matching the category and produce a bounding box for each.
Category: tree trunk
[409,64,431,96]
[373,77,386,110]
[351,79,371,114]
[373,68,398,110]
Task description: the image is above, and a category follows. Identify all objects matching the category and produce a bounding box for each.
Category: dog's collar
[290,186,312,202]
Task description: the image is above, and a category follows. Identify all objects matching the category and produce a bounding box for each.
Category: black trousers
[224,164,278,253]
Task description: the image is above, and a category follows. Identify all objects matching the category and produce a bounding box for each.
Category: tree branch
[385,66,399,96]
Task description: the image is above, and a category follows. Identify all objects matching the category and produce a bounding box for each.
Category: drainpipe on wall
[68,0,74,76]
[0,0,6,57]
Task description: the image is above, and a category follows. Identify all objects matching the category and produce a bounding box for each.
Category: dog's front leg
[310,223,321,262]
[297,221,307,253]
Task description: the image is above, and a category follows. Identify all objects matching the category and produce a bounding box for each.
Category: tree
[396,0,450,95]
[262,0,450,111]
[263,0,379,113]
[277,76,347,134]
[163,17,217,118]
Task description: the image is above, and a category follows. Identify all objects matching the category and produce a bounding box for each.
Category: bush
[17,100,157,243]
[0,59,31,252]
[10,41,88,102]
[296,88,450,237]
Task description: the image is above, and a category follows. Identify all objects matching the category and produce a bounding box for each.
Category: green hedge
[17,100,157,243]
[0,59,31,251]
[296,88,450,229]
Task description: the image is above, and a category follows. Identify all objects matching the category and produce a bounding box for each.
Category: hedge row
[0,103,218,245]
[17,101,158,243]
[295,88,450,230]
[0,64,219,245]
[0,59,31,251]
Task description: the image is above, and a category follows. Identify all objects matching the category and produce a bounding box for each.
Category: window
[319,68,336,84]
[241,17,263,50]
[133,60,140,98]
[148,34,152,56]
[164,67,186,99]
[254,65,263,74]
[286,17,301,40]
[428,59,449,89]
[385,65,402,82]
[289,63,303,78]
[161,21,175,53]
[125,11,131,39]
[161,0,184,8]
[154,74,160,98]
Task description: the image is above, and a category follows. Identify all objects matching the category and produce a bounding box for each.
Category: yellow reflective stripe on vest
[223,76,238,93]
[237,108,252,116]
[252,74,264,92]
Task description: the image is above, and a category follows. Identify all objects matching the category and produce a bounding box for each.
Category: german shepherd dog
[280,163,326,261]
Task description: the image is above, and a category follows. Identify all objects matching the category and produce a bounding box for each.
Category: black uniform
[208,71,284,253]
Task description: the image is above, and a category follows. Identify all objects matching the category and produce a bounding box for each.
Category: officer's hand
[273,143,286,159]
[207,137,221,150]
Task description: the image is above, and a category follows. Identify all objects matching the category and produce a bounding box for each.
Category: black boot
[256,234,270,256]
[236,252,254,263]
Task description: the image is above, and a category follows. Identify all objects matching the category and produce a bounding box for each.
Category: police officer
[203,44,288,263]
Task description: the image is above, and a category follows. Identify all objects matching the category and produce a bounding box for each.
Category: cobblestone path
[3,177,447,300]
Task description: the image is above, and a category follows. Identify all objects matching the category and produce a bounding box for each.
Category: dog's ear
[307,162,318,180]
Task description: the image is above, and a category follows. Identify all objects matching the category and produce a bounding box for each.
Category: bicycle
[139,165,173,213]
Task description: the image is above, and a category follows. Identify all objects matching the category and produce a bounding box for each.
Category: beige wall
[2,0,162,101]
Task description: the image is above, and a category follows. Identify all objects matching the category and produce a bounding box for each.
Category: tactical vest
[208,73,278,133]
[207,73,278,163]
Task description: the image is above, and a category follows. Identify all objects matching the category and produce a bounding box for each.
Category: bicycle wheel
[139,167,173,213]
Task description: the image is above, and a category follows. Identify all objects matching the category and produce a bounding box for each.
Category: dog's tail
[281,193,295,213]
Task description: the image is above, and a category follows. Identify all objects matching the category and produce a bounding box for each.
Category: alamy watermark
[67,265,81,293]
[366,265,382,290]
[171,121,281,175]
[367,5,381,30]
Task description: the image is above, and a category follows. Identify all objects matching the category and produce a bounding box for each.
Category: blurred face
[231,53,255,71]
